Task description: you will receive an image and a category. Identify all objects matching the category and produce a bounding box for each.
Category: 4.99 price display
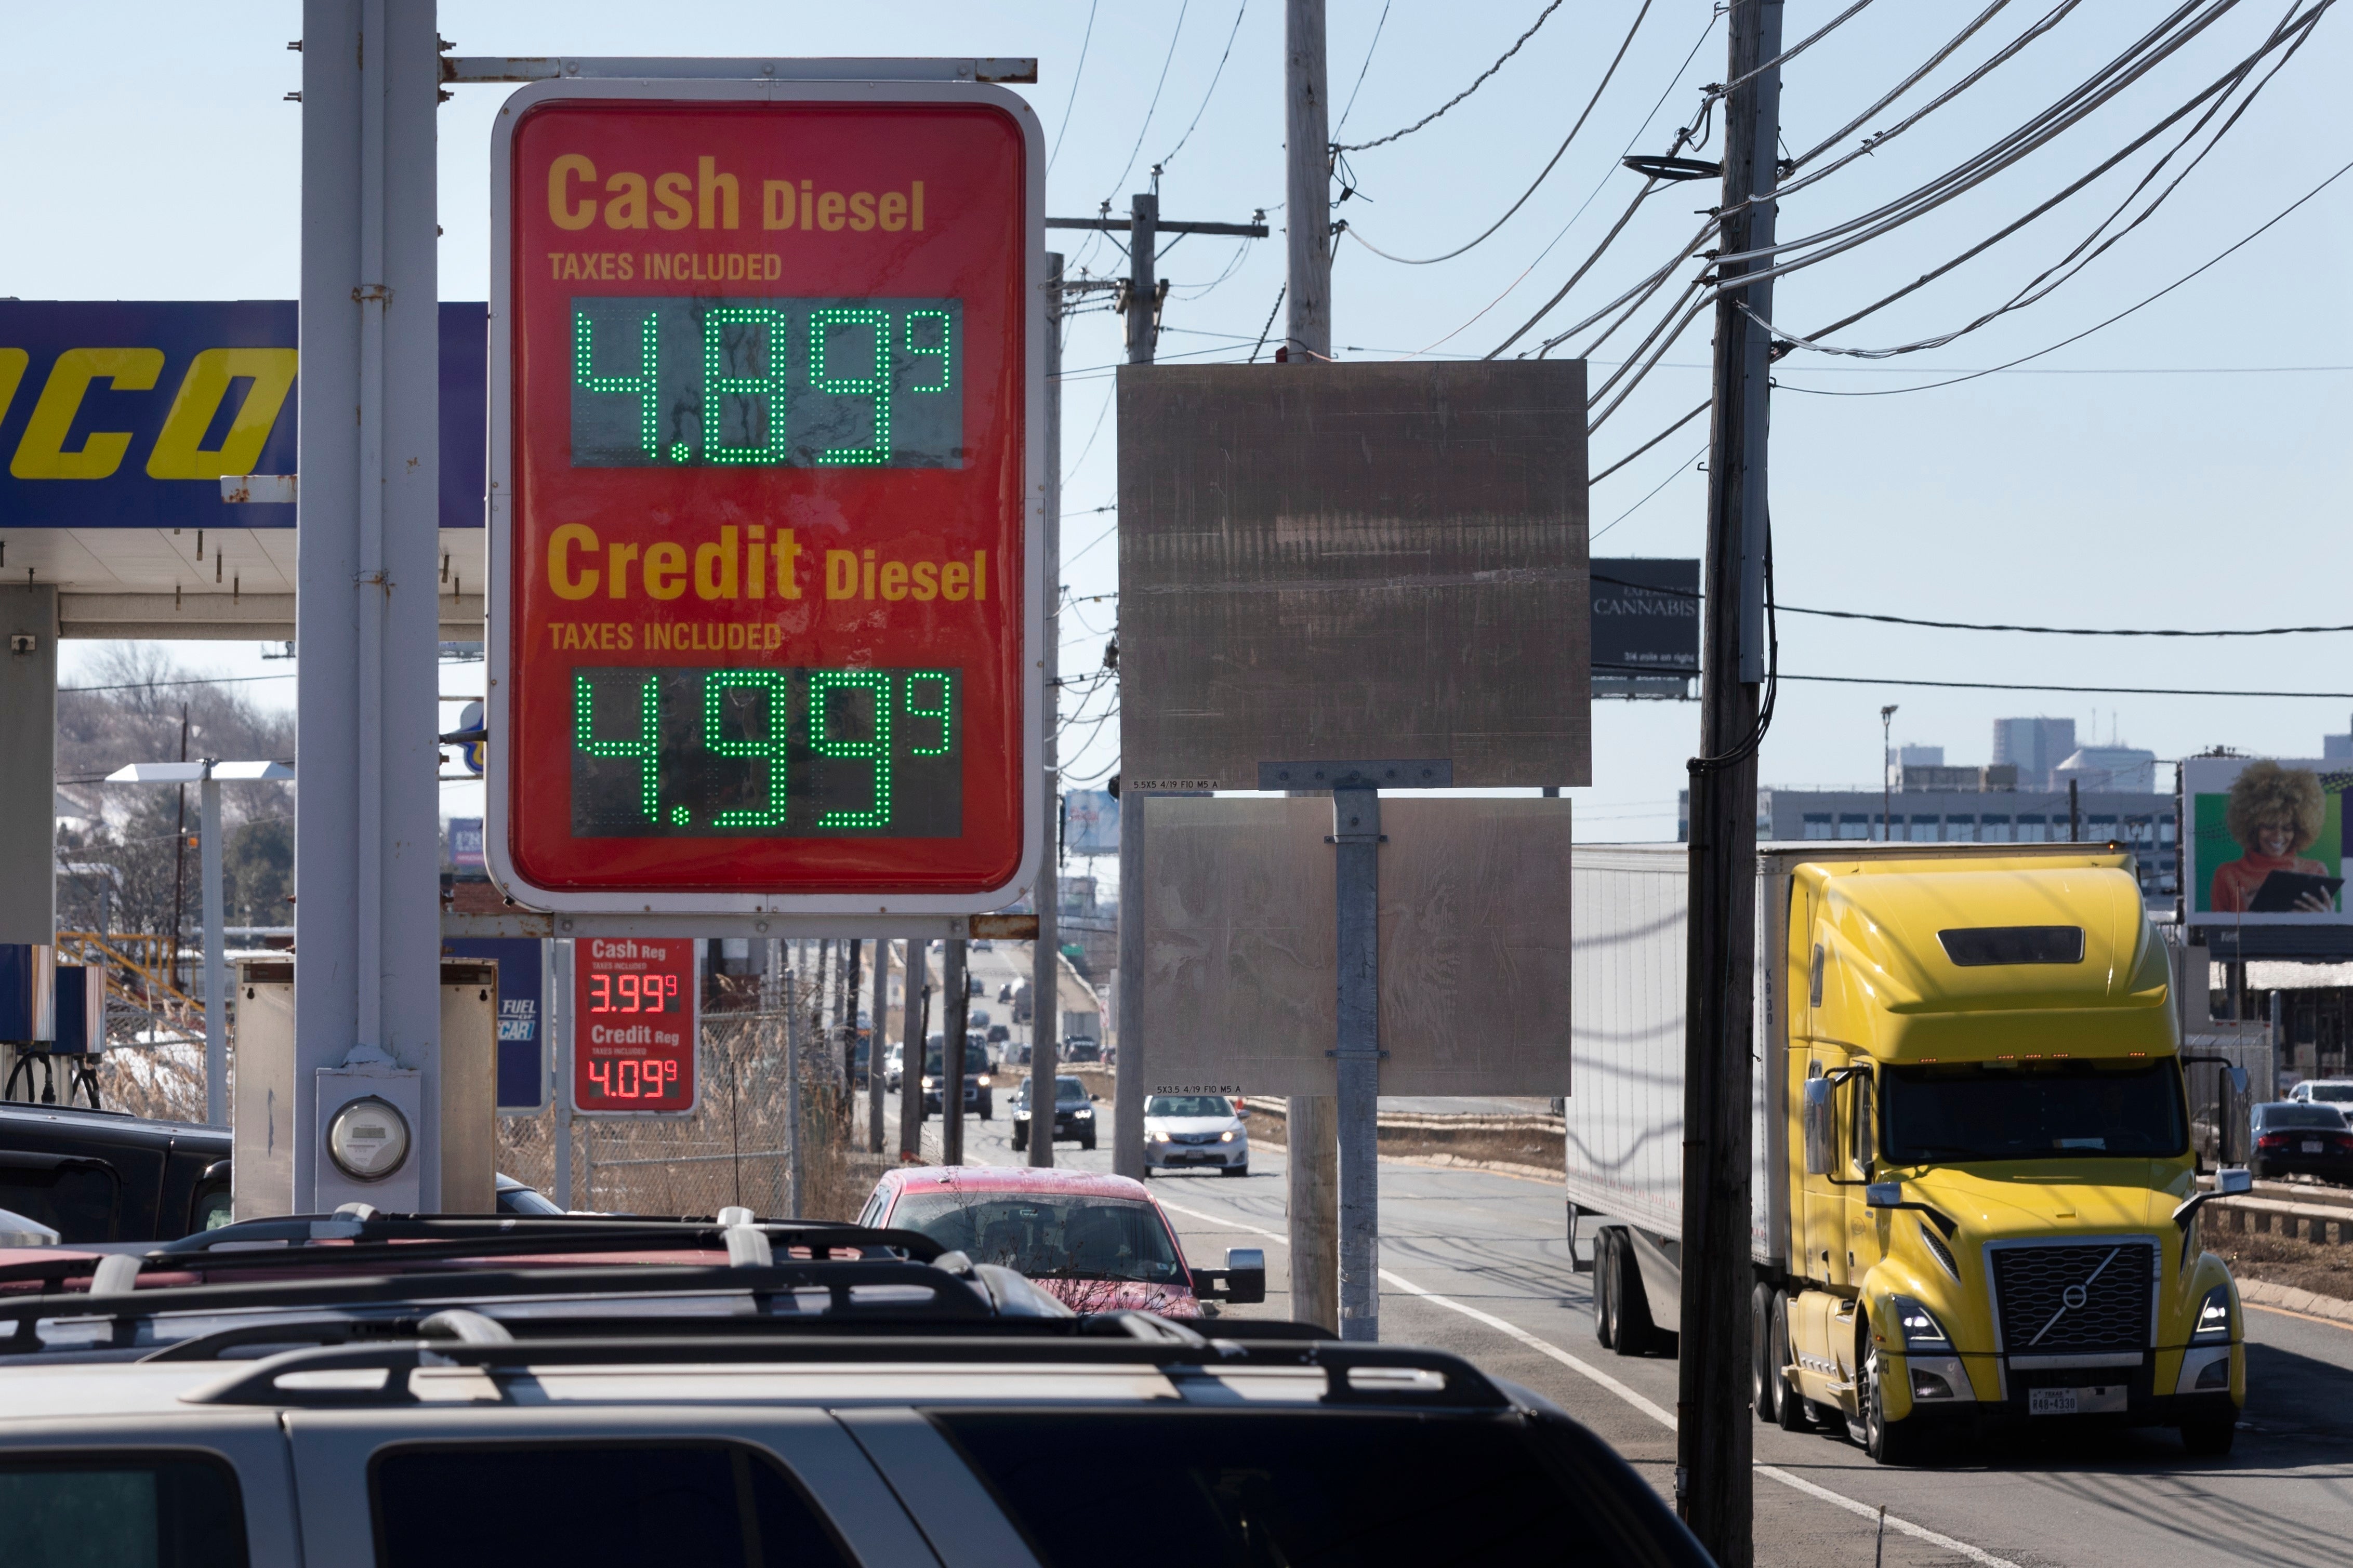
[572,937,698,1117]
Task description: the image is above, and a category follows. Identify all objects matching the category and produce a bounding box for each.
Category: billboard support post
[551,939,573,1207]
[868,938,891,1153]
[1331,784,1382,1341]
[294,0,445,1211]
[898,942,927,1161]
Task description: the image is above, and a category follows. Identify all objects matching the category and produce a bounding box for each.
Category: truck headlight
[2190,1284,2233,1345]
[1887,1294,1951,1350]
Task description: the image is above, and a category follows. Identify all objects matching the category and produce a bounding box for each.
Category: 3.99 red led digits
[586,970,681,1013]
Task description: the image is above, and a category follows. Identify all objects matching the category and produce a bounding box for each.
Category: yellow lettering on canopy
[9,348,165,480]
[146,348,300,480]
[0,350,27,426]
[549,524,600,600]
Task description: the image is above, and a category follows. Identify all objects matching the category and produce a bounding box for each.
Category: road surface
[875,1089,2353,1568]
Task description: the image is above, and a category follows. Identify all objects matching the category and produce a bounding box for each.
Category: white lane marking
[1152,1193,2027,1568]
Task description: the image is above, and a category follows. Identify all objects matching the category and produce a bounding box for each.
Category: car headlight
[1146,1130,1169,1142]
[978,1075,992,1086]
[1219,1130,1236,1142]
[1073,1108,1093,1119]
[1886,1294,1951,1350]
[2191,1283,2233,1345]
[920,1076,936,1089]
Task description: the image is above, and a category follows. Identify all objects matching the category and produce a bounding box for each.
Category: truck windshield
[1882,1060,2187,1162]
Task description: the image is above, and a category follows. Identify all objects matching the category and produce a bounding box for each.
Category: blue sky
[12,2,2350,845]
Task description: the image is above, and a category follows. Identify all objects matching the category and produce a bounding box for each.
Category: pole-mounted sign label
[486,81,1044,914]
[571,936,699,1117]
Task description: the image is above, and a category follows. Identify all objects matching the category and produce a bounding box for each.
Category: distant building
[2053,746,2157,793]
[2324,712,2352,760]
[1900,764,2018,793]
[1886,742,1943,788]
[1992,717,2077,790]
[1671,784,2175,900]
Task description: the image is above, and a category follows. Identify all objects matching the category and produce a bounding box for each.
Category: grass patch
[2210,1228,2353,1304]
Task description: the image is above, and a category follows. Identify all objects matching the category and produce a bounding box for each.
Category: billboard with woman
[2183,756,2349,926]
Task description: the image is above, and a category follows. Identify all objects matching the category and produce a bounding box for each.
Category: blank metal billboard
[1140,795,1573,1097]
[1117,362,1589,790]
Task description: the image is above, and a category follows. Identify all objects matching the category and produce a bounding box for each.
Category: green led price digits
[569,297,962,469]
[571,667,961,839]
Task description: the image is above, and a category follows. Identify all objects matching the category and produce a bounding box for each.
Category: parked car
[0,1210,1711,1568]
[858,1164,1254,1318]
[1010,1075,1099,1152]
[1143,1093,1250,1178]
[1062,1035,1102,1064]
[2288,1078,2353,1110]
[2249,1100,2353,1182]
[493,1174,565,1216]
[0,1102,230,1242]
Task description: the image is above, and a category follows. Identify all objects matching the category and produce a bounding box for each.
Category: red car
[856,1165,1263,1319]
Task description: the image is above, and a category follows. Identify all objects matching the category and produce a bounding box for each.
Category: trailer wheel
[1593,1231,1619,1349]
[1610,1231,1669,1358]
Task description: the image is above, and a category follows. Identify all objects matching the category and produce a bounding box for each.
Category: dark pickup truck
[0,1104,231,1243]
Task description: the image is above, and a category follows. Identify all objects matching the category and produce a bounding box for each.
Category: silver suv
[0,1211,1708,1567]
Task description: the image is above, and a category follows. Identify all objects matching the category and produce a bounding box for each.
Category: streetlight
[106,759,294,1125]
[1879,705,1899,842]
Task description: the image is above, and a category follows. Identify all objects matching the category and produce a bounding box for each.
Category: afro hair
[2225,759,2326,855]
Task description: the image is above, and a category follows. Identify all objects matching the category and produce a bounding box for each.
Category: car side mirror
[2216,1166,2253,1196]
[1802,1077,1834,1176]
[1236,1104,1252,1118]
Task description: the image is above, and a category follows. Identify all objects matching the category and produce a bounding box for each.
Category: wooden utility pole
[1679,2,1782,1563]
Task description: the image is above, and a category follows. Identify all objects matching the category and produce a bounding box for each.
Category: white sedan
[1142,1093,1250,1177]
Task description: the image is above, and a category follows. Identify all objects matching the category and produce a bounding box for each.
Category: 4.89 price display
[572,936,698,1117]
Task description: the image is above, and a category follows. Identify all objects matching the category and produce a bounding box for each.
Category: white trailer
[1564,844,1776,1353]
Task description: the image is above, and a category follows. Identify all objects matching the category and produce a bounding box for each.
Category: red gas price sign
[486,81,1043,914]
[573,937,699,1117]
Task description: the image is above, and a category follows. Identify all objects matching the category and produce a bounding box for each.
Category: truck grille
[1989,1242,2154,1354]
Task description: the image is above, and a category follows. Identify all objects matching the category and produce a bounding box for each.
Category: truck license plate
[2029,1385,2126,1416]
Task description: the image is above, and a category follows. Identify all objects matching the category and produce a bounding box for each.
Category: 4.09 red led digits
[572,938,698,1118]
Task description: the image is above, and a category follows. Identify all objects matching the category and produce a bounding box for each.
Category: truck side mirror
[2216,1167,2253,1196]
[1865,1181,1902,1208]
[1223,1247,1266,1304]
[1803,1077,1834,1176]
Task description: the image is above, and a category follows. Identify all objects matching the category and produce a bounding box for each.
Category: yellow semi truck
[1566,842,2249,1463]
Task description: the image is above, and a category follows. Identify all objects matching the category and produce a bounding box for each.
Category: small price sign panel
[486,79,1043,914]
[573,937,698,1117]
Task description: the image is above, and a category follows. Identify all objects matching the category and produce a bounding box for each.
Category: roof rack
[183,1321,1508,1411]
[154,1213,942,1263]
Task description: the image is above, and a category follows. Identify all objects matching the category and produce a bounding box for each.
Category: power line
[1343,0,1653,267]
[1160,0,1250,169]
[1591,573,2353,638]
[1774,149,2353,399]
[1590,444,1706,543]
[1755,0,2325,362]
[1332,1,1392,139]
[1335,0,1564,152]
[1780,672,2353,700]
[62,672,296,695]
[1102,1,1192,203]
[1047,0,1101,174]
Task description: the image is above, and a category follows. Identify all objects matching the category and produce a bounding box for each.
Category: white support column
[295,0,445,1207]
[0,586,58,948]
[199,773,227,1126]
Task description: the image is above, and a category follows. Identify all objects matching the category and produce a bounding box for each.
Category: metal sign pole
[783,968,804,1215]
[1031,250,1063,1168]
[1331,785,1382,1341]
[551,938,573,1207]
[942,940,968,1165]
[868,937,891,1152]
[294,0,445,1210]
[898,941,928,1161]
[198,769,227,1126]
